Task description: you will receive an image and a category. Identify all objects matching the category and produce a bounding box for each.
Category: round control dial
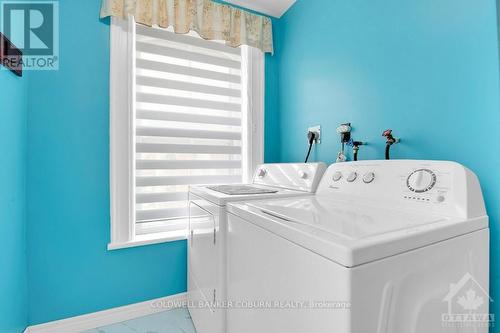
[346,172,358,183]
[299,171,308,179]
[332,171,342,182]
[407,169,437,193]
[363,172,375,184]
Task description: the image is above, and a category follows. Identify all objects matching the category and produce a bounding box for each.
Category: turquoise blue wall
[26,0,186,324]
[268,0,500,329]
[264,35,281,163]
[0,38,28,333]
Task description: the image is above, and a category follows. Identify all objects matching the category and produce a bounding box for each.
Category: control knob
[257,168,267,178]
[332,171,342,182]
[363,172,375,184]
[346,172,358,183]
[407,169,436,193]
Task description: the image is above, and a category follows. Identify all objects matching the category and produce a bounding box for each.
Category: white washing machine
[226,160,489,333]
[187,162,327,333]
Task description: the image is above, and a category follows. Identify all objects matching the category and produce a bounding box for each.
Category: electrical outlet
[308,125,321,144]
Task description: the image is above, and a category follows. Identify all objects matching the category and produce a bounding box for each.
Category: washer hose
[382,130,399,160]
[385,143,391,160]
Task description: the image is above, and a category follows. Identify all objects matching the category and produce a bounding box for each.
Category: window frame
[108,17,264,250]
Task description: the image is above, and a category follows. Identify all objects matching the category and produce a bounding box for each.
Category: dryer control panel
[317,160,486,219]
[252,162,327,193]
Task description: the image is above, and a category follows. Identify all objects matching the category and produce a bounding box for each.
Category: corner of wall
[0,68,29,333]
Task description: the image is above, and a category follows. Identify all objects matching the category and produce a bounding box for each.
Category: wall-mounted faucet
[382,129,400,160]
[336,123,352,162]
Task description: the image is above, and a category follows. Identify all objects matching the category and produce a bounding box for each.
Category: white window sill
[107,230,188,251]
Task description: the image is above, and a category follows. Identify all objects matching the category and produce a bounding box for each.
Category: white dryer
[187,162,327,333]
[226,160,489,333]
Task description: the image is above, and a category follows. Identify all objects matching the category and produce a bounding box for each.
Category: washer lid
[228,195,488,267]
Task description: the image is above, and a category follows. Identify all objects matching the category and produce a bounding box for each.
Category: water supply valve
[382,129,400,160]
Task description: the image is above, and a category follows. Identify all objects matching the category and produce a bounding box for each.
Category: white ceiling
[224,0,296,18]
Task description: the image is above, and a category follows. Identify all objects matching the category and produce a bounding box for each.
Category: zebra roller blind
[135,25,245,226]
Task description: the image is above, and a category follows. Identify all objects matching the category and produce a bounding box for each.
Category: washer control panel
[316,160,485,219]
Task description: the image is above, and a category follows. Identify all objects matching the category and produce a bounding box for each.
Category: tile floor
[83,307,197,333]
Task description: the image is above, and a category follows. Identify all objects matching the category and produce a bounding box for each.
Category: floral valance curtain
[100,0,273,53]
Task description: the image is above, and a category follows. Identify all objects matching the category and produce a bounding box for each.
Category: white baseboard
[24,292,187,333]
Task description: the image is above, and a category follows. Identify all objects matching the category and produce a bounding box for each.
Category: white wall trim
[107,230,187,250]
[241,46,265,182]
[224,0,297,18]
[24,293,187,333]
[109,16,136,247]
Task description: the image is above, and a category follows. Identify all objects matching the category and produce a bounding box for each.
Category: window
[108,17,264,249]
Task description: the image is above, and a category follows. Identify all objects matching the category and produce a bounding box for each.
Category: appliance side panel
[227,213,351,333]
[188,198,222,333]
[351,229,489,333]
